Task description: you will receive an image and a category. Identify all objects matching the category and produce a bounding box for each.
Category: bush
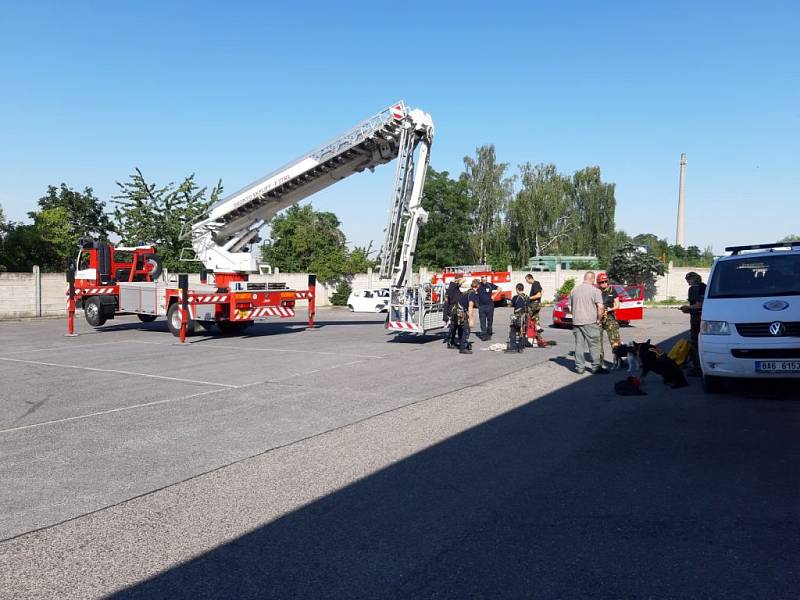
[556,277,575,299]
[330,281,352,306]
[569,259,598,270]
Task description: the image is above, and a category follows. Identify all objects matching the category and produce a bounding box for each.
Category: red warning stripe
[387,320,421,332]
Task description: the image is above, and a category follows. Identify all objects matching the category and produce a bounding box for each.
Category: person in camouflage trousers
[597,272,621,363]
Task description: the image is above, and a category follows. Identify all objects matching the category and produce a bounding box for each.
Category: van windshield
[708,254,800,298]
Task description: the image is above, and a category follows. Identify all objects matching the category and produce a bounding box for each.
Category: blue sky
[1,1,798,254]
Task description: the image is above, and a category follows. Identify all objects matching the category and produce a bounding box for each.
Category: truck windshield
[708,254,800,298]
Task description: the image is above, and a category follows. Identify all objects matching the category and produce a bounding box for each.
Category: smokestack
[676,153,687,247]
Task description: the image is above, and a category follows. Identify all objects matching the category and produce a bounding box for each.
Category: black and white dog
[612,343,641,373]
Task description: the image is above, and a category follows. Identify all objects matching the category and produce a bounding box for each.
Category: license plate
[563,314,572,320]
[755,360,800,373]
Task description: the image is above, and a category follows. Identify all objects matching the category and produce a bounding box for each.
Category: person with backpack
[507,283,529,353]
[454,279,480,354]
[445,277,465,349]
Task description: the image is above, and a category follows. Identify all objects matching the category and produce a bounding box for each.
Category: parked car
[699,242,800,393]
[347,288,390,313]
[552,283,644,327]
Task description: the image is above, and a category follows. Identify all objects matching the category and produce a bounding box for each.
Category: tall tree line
[416,145,619,270]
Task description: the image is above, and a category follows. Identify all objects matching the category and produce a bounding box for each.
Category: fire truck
[432,265,513,305]
[69,101,445,336]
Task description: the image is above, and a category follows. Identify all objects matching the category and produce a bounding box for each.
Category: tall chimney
[676,153,687,247]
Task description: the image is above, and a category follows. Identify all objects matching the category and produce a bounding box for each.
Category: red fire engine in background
[432,265,513,305]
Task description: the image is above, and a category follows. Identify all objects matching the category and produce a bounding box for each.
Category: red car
[552,283,645,328]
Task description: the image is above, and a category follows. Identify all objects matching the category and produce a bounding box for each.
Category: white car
[700,241,800,393]
[346,288,390,313]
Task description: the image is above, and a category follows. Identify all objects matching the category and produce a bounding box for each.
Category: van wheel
[137,314,157,323]
[702,374,724,394]
[166,303,197,337]
[84,297,106,327]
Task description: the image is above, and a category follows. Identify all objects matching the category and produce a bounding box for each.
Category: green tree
[508,163,574,265]
[348,243,378,273]
[330,281,352,306]
[8,184,116,271]
[0,205,8,272]
[781,234,800,243]
[569,166,616,260]
[607,242,667,300]
[113,169,223,273]
[415,168,476,269]
[462,145,514,264]
[34,184,114,242]
[0,223,61,272]
[556,277,576,299]
[260,204,351,282]
[608,229,632,255]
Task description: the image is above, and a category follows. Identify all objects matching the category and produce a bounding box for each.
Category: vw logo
[764,300,789,311]
[769,321,786,336]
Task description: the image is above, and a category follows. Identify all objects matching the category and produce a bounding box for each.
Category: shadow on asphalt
[385,332,447,344]
[109,333,800,599]
[88,319,386,338]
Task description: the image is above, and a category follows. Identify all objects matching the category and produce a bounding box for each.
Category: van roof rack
[725,241,800,255]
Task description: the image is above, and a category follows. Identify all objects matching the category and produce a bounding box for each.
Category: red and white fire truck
[70,240,311,336]
[432,266,513,304]
[68,101,441,337]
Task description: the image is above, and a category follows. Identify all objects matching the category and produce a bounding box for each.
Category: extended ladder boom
[191,102,434,277]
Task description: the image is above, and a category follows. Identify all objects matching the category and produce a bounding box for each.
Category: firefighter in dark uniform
[507,283,529,353]
[445,276,464,349]
[456,279,480,354]
[477,276,498,340]
[597,272,621,363]
[680,271,706,376]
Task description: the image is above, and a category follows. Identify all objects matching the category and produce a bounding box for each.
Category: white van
[700,242,800,393]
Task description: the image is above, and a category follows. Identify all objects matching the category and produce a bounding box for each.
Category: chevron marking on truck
[387,321,421,332]
[190,295,229,303]
[233,306,296,320]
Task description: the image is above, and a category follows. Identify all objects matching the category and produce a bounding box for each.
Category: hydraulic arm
[189,102,434,280]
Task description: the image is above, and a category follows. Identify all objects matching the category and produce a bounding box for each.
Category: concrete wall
[0,270,69,319]
[0,265,711,320]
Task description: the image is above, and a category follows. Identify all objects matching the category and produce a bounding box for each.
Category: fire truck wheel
[137,314,158,323]
[166,302,198,337]
[217,321,252,335]
[84,297,107,327]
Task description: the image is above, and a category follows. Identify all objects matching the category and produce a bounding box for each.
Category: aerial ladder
[68,101,445,336]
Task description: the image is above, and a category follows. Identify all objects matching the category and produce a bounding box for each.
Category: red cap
[597,272,609,283]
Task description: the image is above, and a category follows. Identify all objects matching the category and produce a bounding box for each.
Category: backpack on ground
[668,338,691,367]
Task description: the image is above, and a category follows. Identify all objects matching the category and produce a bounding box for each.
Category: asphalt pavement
[1,307,798,599]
